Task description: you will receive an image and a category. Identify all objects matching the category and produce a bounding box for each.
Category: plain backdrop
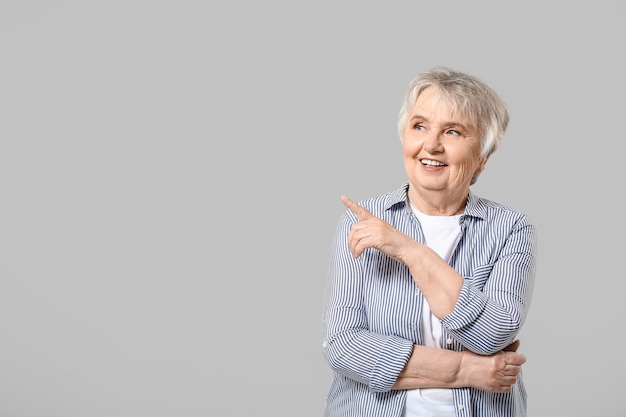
[1,1,623,416]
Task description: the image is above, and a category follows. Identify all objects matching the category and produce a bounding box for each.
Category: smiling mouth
[420,159,447,167]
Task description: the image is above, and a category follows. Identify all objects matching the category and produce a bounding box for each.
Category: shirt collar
[385,182,487,220]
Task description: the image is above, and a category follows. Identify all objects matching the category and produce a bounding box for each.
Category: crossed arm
[392,340,525,393]
[340,195,527,392]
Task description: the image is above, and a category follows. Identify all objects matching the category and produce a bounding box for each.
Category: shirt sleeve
[441,215,537,354]
[321,210,414,393]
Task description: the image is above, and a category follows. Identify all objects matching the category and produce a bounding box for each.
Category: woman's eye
[413,124,425,131]
[447,129,460,136]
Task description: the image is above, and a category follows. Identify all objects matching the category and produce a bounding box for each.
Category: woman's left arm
[441,220,537,354]
[342,196,537,354]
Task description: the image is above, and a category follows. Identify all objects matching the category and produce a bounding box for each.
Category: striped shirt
[322,182,537,417]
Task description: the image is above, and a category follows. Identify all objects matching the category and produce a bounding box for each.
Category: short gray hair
[397,67,509,160]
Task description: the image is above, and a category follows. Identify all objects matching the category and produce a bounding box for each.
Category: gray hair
[397,67,509,160]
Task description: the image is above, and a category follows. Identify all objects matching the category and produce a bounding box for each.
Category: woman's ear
[475,156,490,176]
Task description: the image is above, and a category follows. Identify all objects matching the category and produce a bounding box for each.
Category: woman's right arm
[392,340,525,393]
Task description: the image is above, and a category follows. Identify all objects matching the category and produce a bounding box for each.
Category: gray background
[1,1,623,416]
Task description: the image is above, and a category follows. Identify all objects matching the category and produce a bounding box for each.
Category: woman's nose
[423,133,444,153]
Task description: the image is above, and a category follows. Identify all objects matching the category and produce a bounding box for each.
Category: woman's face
[402,86,486,210]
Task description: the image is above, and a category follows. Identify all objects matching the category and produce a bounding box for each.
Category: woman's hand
[392,341,526,392]
[459,340,526,392]
[341,195,463,318]
[342,195,416,262]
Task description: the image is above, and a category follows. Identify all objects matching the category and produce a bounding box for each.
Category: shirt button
[458,403,465,411]
[411,323,417,331]
[322,341,327,348]
[446,338,453,345]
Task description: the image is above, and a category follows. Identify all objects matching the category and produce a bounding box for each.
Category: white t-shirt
[403,205,461,417]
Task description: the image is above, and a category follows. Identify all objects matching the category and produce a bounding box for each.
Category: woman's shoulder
[469,192,534,226]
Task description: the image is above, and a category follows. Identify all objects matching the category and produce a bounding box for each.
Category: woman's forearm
[402,243,463,319]
[392,345,462,390]
[392,343,525,393]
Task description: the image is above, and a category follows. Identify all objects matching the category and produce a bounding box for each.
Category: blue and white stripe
[322,182,537,417]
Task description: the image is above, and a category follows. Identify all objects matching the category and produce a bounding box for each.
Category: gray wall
[1,2,622,416]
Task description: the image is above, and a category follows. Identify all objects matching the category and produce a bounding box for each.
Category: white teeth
[420,159,446,167]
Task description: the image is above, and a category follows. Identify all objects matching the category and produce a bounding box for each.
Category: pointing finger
[341,195,372,220]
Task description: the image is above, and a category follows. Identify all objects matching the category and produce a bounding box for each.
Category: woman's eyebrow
[410,114,468,128]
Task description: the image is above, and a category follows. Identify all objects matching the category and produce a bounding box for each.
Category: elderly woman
[322,67,537,417]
